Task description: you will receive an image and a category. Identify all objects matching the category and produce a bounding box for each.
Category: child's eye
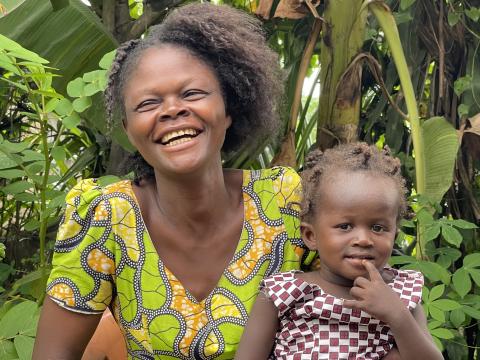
[371,224,385,233]
[336,223,352,231]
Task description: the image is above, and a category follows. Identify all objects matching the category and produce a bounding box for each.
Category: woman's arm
[234,292,279,360]
[33,297,102,360]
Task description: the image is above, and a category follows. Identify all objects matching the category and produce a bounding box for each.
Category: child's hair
[104,3,284,181]
[301,142,407,222]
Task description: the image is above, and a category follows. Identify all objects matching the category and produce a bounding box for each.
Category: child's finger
[342,299,361,309]
[349,286,365,300]
[353,276,370,288]
[362,260,383,282]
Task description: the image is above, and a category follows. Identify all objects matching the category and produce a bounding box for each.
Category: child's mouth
[344,254,375,261]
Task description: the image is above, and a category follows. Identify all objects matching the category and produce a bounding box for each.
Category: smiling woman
[121,45,232,177]
[32,3,314,359]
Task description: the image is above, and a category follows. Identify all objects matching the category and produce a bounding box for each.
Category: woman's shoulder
[60,178,137,225]
[244,167,302,206]
[247,166,300,183]
[66,178,135,205]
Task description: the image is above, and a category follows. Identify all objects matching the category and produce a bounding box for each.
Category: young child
[235,143,442,359]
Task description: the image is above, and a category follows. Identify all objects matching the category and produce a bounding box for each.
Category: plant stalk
[368,1,426,255]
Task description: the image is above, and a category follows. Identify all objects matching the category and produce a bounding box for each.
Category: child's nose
[352,229,374,246]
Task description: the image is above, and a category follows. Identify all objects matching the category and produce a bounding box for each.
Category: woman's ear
[301,222,317,251]
[225,114,232,129]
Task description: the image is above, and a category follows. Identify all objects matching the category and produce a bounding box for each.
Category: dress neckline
[126,170,247,304]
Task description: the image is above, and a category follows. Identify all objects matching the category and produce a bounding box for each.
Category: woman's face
[122,45,231,176]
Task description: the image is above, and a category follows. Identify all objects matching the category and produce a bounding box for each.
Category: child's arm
[235,291,279,360]
[343,261,443,360]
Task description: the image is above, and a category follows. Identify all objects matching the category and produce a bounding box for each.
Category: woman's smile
[159,128,201,146]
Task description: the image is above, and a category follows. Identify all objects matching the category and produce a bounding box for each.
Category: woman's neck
[150,166,243,232]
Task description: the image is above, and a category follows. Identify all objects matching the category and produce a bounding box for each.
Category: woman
[33,3,313,359]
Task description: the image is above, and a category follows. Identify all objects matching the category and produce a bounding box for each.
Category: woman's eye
[184,90,207,100]
[371,224,385,233]
[136,100,159,111]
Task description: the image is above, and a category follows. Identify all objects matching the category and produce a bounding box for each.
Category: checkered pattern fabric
[261,268,423,360]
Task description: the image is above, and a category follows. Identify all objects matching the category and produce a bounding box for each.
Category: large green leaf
[0,301,38,339]
[421,116,460,204]
[0,0,117,94]
[0,0,131,148]
[0,339,17,360]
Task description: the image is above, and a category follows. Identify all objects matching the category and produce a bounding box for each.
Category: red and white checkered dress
[261,268,423,360]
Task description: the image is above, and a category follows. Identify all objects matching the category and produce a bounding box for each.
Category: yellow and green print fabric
[47,167,313,359]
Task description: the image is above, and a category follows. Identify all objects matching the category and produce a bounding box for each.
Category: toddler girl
[235,143,442,359]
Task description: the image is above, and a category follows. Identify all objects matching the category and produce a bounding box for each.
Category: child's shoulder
[385,267,424,309]
[260,271,313,313]
[262,270,301,287]
[384,266,424,283]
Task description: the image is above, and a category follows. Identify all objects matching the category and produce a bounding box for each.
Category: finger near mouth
[344,256,375,266]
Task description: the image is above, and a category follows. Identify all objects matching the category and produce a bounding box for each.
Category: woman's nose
[159,97,190,120]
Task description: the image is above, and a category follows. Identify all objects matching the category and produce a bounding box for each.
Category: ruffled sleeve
[46,179,117,314]
[388,268,424,310]
[260,272,313,318]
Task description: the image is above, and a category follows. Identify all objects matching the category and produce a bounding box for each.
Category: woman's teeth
[161,128,199,145]
[165,137,194,147]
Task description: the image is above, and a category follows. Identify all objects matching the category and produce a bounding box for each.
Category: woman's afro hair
[104,3,284,181]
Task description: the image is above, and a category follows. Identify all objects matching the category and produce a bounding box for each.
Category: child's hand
[342,261,408,324]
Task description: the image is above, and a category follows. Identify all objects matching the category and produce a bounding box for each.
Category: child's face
[301,170,399,285]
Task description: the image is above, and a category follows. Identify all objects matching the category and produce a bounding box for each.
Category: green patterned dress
[47,167,314,359]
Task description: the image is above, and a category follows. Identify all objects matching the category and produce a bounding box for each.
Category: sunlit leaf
[452,268,471,297]
[429,284,444,302]
[421,117,460,204]
[1,181,33,194]
[0,301,38,338]
[430,328,454,340]
[0,169,24,179]
[441,224,463,247]
[14,335,34,360]
[464,253,480,268]
[450,308,465,328]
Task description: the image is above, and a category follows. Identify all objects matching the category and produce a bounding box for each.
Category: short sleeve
[388,268,424,310]
[270,166,316,268]
[46,179,116,314]
[260,272,312,317]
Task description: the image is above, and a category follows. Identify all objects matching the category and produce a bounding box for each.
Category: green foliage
[0,33,83,269]
[0,300,40,359]
[421,117,459,205]
[392,195,479,353]
[0,33,122,352]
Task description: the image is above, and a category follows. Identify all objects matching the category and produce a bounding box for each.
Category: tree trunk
[316,0,367,150]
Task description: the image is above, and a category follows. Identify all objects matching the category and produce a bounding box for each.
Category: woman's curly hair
[104,3,284,181]
[301,142,408,223]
